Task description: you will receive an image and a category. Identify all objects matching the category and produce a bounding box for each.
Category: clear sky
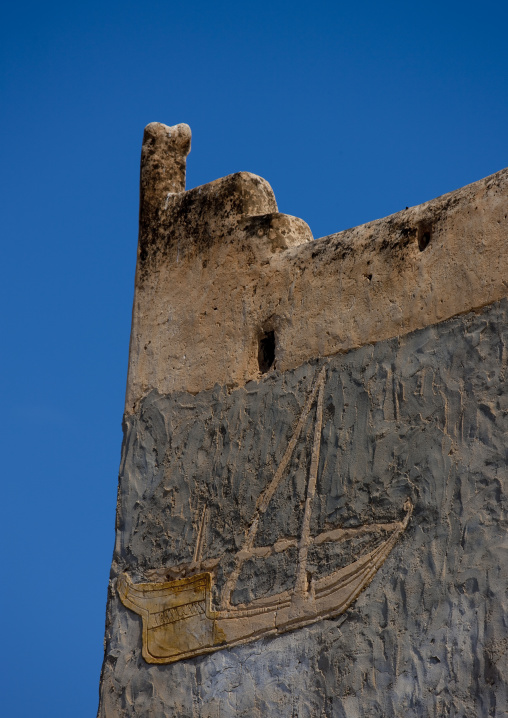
[1,1,506,715]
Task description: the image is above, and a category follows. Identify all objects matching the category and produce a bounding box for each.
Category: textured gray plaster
[99,299,508,717]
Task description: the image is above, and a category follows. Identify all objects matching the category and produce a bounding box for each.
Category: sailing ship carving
[117,367,413,664]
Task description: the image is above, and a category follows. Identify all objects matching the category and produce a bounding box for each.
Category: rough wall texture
[98,123,507,717]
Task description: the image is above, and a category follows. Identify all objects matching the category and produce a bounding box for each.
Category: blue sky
[1,1,507,715]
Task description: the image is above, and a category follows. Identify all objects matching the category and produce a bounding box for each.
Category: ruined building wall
[98,122,508,717]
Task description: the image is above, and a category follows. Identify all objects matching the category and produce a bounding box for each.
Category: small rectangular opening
[258,331,275,373]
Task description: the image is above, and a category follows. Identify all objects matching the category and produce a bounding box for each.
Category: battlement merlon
[140,122,191,207]
[126,121,508,412]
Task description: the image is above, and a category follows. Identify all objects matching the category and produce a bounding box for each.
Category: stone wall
[98,123,508,717]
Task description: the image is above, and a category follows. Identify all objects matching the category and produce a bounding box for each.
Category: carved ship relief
[117,367,413,664]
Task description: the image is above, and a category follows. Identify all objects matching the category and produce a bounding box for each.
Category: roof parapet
[125,122,508,411]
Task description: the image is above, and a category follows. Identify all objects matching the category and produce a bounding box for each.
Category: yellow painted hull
[117,513,408,664]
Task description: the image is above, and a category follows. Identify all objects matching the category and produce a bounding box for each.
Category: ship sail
[117,367,412,664]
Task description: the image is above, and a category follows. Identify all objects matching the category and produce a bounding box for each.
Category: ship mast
[219,366,327,610]
[294,371,324,597]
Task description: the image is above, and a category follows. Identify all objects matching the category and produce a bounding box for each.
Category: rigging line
[219,365,327,610]
[295,370,325,596]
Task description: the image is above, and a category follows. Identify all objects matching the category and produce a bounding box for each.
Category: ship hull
[117,514,408,664]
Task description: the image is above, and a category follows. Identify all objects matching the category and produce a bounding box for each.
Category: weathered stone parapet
[126,123,508,411]
[140,122,191,204]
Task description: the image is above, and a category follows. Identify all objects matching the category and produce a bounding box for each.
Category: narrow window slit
[258,330,275,373]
